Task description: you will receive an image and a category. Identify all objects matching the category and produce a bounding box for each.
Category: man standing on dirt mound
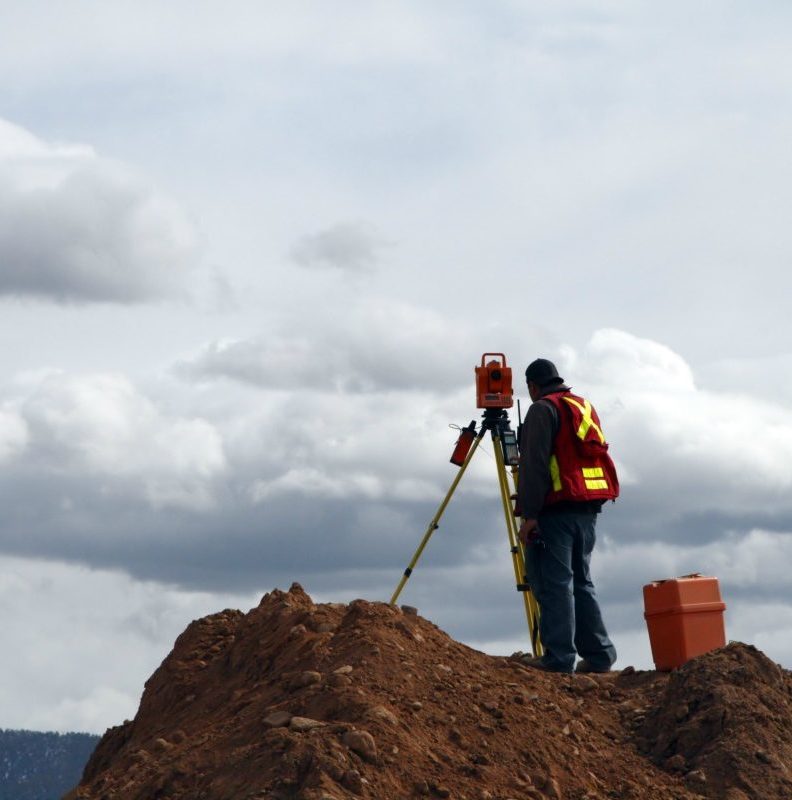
[517,358,619,674]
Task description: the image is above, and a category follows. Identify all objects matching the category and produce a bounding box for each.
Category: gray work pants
[525,511,617,672]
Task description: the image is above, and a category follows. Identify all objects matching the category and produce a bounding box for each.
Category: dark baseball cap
[525,358,564,387]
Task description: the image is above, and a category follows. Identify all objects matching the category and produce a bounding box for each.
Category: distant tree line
[0,729,99,800]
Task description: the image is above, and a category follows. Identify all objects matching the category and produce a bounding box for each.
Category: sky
[2,0,792,734]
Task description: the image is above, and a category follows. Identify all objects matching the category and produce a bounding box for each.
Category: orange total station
[475,353,514,409]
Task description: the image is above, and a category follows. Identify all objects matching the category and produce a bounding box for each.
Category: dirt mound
[66,584,790,800]
[634,643,792,799]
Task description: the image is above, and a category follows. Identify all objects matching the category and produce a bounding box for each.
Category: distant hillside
[0,729,99,800]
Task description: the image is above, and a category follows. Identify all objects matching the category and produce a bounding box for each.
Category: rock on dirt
[65,583,792,800]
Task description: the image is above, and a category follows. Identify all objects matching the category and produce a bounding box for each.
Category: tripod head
[480,408,520,466]
[450,407,520,467]
[480,406,512,429]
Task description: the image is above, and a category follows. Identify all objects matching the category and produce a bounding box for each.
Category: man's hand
[518,518,540,546]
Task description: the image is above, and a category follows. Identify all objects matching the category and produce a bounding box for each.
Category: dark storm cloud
[606,504,792,546]
[0,463,499,592]
[1,422,790,644]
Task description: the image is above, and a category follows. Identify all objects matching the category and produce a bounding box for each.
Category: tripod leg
[515,536,543,656]
[389,430,485,606]
[492,433,543,656]
[504,463,544,656]
[517,547,543,656]
[507,462,543,656]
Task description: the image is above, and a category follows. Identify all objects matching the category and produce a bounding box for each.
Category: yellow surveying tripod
[388,354,543,657]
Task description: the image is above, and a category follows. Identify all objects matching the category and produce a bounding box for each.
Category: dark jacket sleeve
[517,400,557,518]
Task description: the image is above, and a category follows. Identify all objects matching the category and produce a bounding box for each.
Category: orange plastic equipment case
[643,573,726,671]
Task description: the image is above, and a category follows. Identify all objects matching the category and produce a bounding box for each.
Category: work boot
[520,655,573,674]
[575,659,611,674]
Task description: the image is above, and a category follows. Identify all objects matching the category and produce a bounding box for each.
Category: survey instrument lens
[475,353,514,409]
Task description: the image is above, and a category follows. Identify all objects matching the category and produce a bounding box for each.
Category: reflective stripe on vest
[550,455,562,492]
[563,396,605,444]
[582,466,608,490]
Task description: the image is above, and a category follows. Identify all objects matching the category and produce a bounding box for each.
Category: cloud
[0,118,199,304]
[7,324,792,590]
[248,466,439,504]
[562,329,792,533]
[14,371,225,510]
[5,326,792,598]
[596,529,792,608]
[576,329,696,392]
[174,321,792,546]
[0,407,28,461]
[0,356,507,589]
[289,221,390,273]
[0,555,260,733]
[174,297,554,394]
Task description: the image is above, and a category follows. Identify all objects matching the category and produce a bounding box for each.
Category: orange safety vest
[541,390,619,506]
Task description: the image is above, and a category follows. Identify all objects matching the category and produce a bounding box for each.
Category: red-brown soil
[66,584,792,800]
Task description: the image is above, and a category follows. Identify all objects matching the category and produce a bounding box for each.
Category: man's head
[525,358,564,401]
